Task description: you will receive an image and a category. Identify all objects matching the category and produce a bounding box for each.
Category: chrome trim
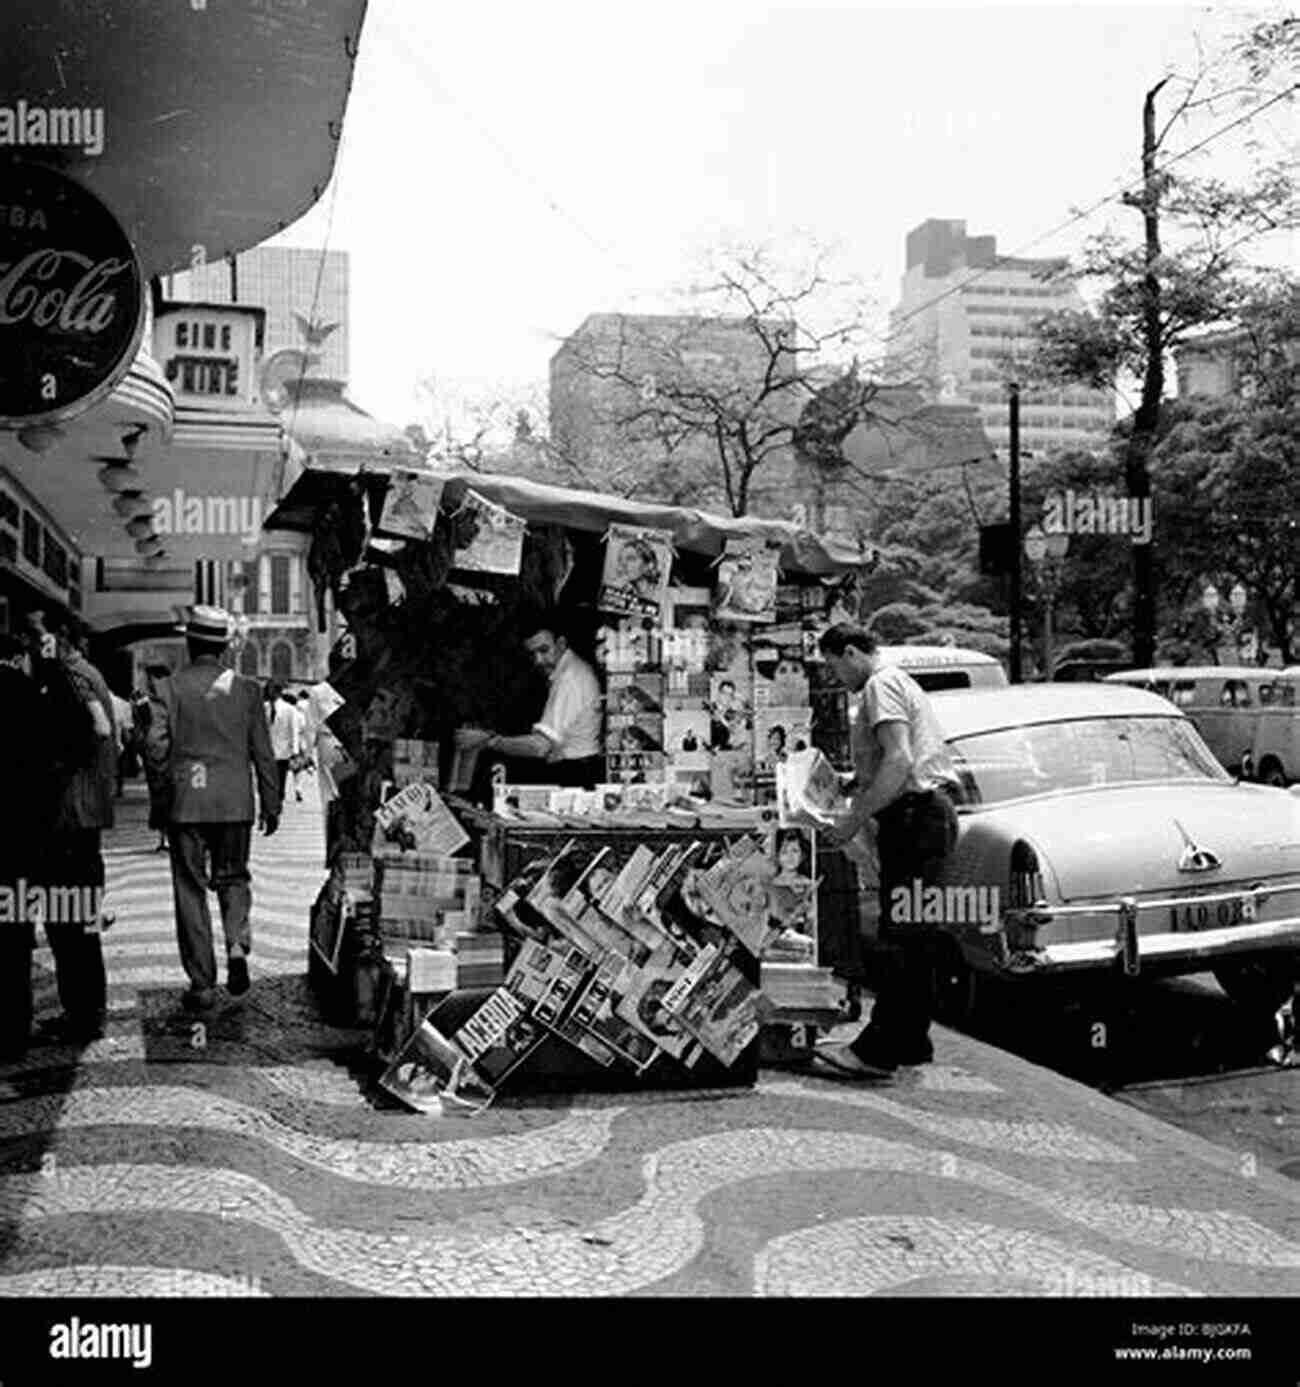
[1034,916,1300,972]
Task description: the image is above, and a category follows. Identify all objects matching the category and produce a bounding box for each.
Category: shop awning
[0,0,368,281]
[266,464,869,577]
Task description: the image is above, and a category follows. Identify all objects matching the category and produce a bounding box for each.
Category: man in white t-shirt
[815,623,962,1079]
[284,692,309,802]
[266,683,300,807]
[458,616,604,789]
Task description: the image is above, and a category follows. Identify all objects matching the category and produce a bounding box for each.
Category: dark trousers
[43,828,108,1033]
[0,920,35,1057]
[851,789,959,1064]
[169,822,253,993]
[275,760,290,803]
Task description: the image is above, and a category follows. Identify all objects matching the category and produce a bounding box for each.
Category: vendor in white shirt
[458,617,604,790]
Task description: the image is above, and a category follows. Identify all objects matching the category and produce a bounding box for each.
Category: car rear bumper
[992,883,1300,978]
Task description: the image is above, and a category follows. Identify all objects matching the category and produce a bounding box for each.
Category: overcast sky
[267,0,1294,432]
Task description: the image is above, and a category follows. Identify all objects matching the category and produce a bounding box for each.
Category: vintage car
[923,684,1300,1023]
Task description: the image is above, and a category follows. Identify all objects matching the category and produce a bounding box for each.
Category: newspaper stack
[455,931,506,989]
[392,739,441,789]
[375,852,481,961]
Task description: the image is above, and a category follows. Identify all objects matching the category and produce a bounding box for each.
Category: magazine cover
[693,834,778,957]
[662,938,764,1068]
[663,708,710,769]
[598,524,674,618]
[505,939,595,1030]
[714,540,779,624]
[372,782,470,856]
[709,749,754,803]
[606,749,667,784]
[754,707,813,776]
[554,954,662,1072]
[379,1018,489,1113]
[452,490,527,576]
[605,673,664,716]
[605,712,664,754]
[707,673,753,751]
[450,985,549,1090]
[765,825,818,950]
[610,936,705,1068]
[377,470,445,541]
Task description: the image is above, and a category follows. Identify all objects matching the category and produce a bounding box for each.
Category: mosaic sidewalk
[0,783,1297,1298]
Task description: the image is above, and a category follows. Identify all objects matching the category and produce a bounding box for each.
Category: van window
[1221,680,1252,707]
[1261,681,1297,708]
[1170,681,1197,707]
[912,670,973,691]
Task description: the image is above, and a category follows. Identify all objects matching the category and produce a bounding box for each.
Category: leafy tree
[1018,28,1297,664]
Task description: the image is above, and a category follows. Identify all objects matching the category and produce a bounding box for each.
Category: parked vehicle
[1105,666,1300,785]
[877,644,1007,692]
[923,684,1300,1025]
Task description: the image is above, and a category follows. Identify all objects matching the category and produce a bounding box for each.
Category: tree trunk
[1126,78,1171,669]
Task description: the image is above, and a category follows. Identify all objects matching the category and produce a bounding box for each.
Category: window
[239,642,260,677]
[0,490,18,528]
[1221,680,1251,708]
[270,640,293,683]
[269,555,291,615]
[41,530,68,587]
[21,512,40,565]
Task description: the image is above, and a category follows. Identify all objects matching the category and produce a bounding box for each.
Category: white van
[1105,665,1300,785]
[878,645,1008,692]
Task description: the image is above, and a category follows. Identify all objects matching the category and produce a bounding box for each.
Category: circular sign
[0,160,145,429]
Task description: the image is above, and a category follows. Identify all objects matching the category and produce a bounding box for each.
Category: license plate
[1168,894,1257,932]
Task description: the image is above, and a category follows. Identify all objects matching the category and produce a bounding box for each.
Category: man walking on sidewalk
[265,682,299,808]
[145,606,281,1011]
[815,624,962,1079]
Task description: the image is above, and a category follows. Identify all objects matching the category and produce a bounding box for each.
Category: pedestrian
[265,681,298,807]
[285,691,309,802]
[814,624,962,1079]
[110,687,134,796]
[0,633,62,1059]
[28,611,116,1043]
[137,666,172,851]
[144,606,281,1012]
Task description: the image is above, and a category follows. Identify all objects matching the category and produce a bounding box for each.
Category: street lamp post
[1024,525,1071,679]
[1008,383,1023,683]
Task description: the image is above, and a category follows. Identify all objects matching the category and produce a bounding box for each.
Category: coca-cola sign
[0,160,144,428]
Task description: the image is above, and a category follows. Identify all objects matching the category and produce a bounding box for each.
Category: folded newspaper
[777,748,879,873]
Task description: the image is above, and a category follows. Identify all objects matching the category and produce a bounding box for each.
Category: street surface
[0,781,1296,1298]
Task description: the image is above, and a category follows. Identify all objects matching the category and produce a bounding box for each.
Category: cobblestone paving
[1,784,1297,1298]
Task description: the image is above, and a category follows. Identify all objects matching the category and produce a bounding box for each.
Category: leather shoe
[181,987,217,1013]
[227,956,250,997]
[813,1043,895,1080]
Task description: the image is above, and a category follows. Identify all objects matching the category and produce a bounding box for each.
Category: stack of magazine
[379,833,777,1110]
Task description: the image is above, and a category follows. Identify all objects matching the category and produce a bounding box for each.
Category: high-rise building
[166,246,350,384]
[887,219,1114,456]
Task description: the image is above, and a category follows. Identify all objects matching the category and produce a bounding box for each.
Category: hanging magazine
[453,490,526,575]
[377,470,445,541]
[661,937,764,1067]
[599,524,674,618]
[714,540,779,624]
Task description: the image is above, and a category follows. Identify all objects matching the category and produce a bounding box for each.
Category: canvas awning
[265,463,869,577]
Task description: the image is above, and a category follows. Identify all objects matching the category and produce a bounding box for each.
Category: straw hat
[176,604,233,645]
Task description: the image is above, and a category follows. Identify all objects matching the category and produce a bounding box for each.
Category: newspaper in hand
[776,747,845,829]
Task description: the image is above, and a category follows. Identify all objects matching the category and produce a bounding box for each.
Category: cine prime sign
[0,161,145,428]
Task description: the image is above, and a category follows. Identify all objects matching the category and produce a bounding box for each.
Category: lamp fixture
[16,425,65,454]
[99,465,144,492]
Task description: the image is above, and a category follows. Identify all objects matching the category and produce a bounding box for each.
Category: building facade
[887,219,1114,456]
[165,246,351,385]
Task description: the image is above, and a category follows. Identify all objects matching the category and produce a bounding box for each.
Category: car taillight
[1005,841,1048,950]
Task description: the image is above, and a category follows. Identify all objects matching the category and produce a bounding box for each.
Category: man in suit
[145,606,281,1011]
